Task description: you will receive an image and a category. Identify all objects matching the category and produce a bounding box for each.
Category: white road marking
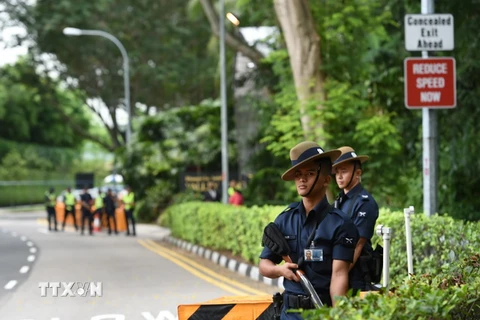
[4,280,17,290]
[26,241,33,247]
[21,236,27,241]
[30,247,37,253]
[27,255,36,262]
[37,228,50,235]
[19,266,29,274]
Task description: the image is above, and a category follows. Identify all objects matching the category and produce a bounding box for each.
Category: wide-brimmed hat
[281,141,341,181]
[332,146,369,170]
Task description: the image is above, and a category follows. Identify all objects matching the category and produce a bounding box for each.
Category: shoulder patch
[280,202,299,214]
[359,194,370,202]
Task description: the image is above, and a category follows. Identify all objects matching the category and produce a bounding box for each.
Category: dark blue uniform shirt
[260,197,358,297]
[336,183,379,288]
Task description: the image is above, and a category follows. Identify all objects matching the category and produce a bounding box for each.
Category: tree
[2,0,218,150]
[0,57,92,148]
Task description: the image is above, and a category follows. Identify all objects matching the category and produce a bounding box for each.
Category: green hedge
[160,203,480,279]
[159,202,281,263]
[160,202,480,318]
[302,254,480,319]
[0,181,72,207]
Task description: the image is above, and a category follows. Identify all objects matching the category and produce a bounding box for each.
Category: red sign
[404,57,456,109]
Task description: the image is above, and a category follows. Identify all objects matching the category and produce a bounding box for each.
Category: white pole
[376,225,392,290]
[219,0,229,204]
[404,206,415,277]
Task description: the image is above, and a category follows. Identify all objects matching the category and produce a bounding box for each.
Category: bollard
[404,206,415,277]
[376,225,392,290]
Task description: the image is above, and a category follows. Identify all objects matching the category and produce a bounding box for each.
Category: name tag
[304,249,323,262]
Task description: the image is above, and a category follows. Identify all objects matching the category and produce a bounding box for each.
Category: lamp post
[219,0,229,204]
[63,27,132,144]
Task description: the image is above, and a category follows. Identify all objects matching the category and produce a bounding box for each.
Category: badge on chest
[304,241,323,262]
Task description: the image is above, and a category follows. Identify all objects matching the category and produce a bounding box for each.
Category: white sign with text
[404,14,454,51]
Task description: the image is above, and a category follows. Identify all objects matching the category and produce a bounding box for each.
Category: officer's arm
[259,259,299,282]
[330,259,350,306]
[350,237,367,270]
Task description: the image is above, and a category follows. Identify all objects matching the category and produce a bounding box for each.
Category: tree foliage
[1,0,479,219]
[2,0,218,150]
[0,57,90,147]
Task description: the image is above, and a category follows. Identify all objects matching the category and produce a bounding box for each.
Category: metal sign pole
[219,0,229,204]
[421,0,438,217]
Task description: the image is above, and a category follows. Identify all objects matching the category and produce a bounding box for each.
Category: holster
[272,292,283,320]
[359,245,383,285]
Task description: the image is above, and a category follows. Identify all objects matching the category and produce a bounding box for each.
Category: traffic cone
[93,214,101,232]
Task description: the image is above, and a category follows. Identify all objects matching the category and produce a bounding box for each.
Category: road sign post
[404,1,456,217]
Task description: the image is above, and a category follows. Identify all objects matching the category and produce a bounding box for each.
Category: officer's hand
[280,262,300,282]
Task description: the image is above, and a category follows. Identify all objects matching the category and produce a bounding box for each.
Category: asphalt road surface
[0,209,277,320]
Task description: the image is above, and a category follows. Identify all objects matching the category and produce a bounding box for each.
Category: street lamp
[63,27,132,145]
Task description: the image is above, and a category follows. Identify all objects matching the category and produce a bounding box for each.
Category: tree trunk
[274,0,325,141]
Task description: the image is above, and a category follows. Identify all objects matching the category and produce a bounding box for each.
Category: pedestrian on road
[104,188,118,235]
[44,187,58,231]
[80,186,94,236]
[259,141,358,319]
[62,187,78,231]
[94,188,106,232]
[332,146,379,291]
[123,186,136,236]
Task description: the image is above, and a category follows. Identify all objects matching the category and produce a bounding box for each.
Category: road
[0,209,276,320]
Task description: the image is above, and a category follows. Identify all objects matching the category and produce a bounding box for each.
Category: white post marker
[404,206,415,277]
[376,225,392,290]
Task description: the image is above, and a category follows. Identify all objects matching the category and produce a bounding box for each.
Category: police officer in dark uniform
[332,146,379,291]
[79,186,94,236]
[104,188,118,235]
[259,141,359,319]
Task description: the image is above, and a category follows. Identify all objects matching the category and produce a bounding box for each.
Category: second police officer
[332,146,379,291]
[259,141,358,319]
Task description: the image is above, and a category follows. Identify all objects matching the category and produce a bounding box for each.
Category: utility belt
[286,294,315,310]
[272,291,330,319]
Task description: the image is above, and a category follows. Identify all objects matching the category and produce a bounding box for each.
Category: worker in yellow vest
[62,187,78,231]
[94,189,105,232]
[122,186,136,236]
[44,187,58,231]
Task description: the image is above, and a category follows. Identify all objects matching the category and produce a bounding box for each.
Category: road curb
[165,236,284,290]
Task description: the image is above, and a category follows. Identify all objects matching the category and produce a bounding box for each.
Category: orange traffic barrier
[178,295,274,320]
[55,202,127,232]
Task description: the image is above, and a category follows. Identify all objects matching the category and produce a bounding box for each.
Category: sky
[0,25,28,66]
